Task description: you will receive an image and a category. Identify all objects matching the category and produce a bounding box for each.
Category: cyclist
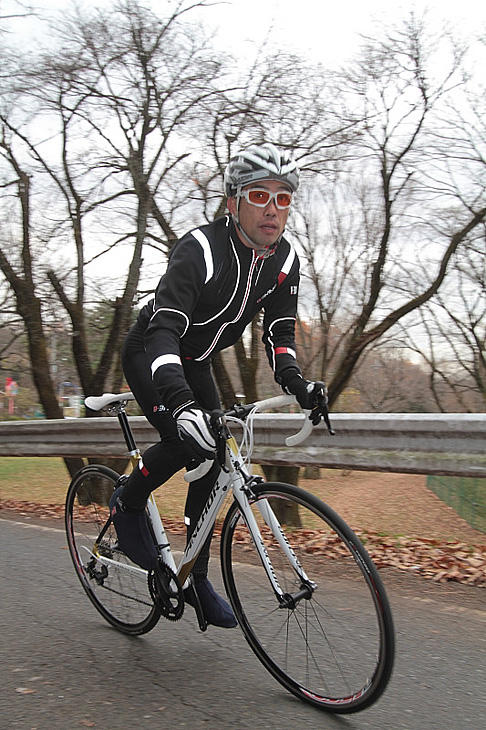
[110,142,328,628]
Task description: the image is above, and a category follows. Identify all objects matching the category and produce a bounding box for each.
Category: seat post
[116,406,141,463]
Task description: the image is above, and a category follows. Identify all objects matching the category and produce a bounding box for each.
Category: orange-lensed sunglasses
[239,188,293,209]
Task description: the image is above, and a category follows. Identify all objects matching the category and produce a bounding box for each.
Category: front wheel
[220,482,395,713]
[65,465,160,635]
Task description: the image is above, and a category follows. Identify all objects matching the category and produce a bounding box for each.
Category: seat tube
[146,496,177,573]
[116,408,141,463]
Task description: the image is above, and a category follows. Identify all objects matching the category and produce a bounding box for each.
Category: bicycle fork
[234,481,317,608]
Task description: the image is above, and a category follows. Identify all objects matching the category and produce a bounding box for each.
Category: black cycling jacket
[137,216,302,412]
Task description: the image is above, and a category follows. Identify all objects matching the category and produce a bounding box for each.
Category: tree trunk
[212,352,237,407]
[261,465,302,527]
[0,159,83,479]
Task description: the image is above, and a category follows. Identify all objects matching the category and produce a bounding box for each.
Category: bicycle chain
[98,582,155,607]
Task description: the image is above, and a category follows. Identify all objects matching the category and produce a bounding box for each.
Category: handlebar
[242,392,334,439]
[248,394,314,446]
[83,391,332,485]
[184,394,321,483]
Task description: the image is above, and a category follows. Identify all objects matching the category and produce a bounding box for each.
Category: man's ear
[227,197,237,216]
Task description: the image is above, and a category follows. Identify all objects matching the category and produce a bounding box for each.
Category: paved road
[1,513,485,730]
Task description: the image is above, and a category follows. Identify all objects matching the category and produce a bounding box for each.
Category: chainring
[148,561,184,621]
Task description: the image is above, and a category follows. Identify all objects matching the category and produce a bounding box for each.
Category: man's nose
[264,199,278,213]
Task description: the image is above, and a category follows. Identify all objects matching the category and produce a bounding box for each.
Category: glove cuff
[172,399,196,420]
[283,373,308,397]
[278,366,302,392]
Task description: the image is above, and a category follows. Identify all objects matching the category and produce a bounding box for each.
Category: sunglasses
[238,188,293,210]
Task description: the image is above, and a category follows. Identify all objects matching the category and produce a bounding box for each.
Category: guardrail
[0,413,485,477]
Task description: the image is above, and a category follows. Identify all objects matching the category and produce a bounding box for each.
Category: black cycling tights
[121,322,221,576]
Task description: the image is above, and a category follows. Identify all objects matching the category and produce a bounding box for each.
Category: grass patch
[3,458,483,544]
[427,475,486,533]
[0,456,190,519]
[0,457,71,504]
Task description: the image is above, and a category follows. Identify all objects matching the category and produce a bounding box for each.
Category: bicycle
[65,392,395,714]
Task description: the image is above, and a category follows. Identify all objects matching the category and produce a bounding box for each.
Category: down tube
[177,470,231,585]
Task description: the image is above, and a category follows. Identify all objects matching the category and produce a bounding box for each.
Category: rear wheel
[221,482,395,713]
[65,465,160,635]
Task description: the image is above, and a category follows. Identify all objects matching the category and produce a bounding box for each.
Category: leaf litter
[2,497,485,587]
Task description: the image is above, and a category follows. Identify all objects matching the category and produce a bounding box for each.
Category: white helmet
[224,142,300,197]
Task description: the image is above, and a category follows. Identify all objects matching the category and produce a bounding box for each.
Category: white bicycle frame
[85,393,315,600]
[153,393,314,595]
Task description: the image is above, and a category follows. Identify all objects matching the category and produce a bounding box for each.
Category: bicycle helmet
[224,142,300,197]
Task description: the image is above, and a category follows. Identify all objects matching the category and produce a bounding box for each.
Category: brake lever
[314,387,335,435]
[323,409,335,436]
[210,409,229,467]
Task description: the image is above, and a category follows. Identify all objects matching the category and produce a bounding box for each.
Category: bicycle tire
[65,464,160,635]
[220,481,395,713]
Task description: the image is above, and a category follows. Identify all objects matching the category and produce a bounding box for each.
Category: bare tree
[400,236,485,411]
[185,43,361,404]
[0,136,86,472]
[0,0,230,402]
[1,5,485,433]
[0,0,33,28]
[0,143,59,415]
[292,14,486,408]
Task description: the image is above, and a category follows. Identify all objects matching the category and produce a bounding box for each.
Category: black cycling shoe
[185,575,237,629]
[109,485,158,571]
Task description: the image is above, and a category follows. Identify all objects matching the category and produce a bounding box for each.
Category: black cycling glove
[285,375,331,427]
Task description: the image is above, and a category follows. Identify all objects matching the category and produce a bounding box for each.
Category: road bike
[65,392,395,714]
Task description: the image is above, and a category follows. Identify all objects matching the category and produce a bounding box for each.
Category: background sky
[197,0,484,65]
[5,0,485,66]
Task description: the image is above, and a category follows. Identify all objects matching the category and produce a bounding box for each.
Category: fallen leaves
[1,498,485,587]
[354,531,486,587]
[227,522,486,587]
[1,499,65,519]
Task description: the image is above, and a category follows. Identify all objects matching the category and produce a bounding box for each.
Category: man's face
[228,179,292,251]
